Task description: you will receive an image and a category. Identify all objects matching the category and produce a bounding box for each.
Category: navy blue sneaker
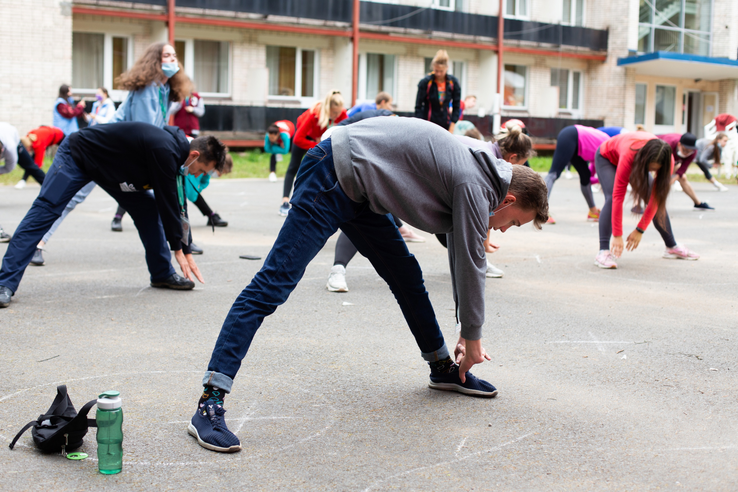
[188,402,242,453]
[429,363,498,398]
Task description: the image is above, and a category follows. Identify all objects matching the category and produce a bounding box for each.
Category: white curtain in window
[194,40,229,94]
[366,54,395,98]
[655,85,676,125]
[72,32,104,90]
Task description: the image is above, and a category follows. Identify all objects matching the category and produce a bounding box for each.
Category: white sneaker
[564,170,573,180]
[486,261,504,278]
[591,183,601,193]
[673,181,683,192]
[269,172,277,182]
[326,265,348,292]
[714,181,728,192]
[14,180,26,189]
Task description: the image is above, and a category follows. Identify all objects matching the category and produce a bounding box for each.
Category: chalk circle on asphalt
[0,370,336,467]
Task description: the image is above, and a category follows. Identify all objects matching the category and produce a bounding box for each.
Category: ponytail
[497,125,535,160]
[316,90,345,129]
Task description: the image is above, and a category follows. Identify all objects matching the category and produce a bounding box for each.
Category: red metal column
[168,0,176,46]
[352,0,360,106]
[497,0,504,102]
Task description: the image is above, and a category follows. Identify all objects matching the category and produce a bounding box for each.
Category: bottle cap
[97,390,122,410]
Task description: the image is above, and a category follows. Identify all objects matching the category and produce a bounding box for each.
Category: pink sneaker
[663,245,700,260]
[594,250,618,269]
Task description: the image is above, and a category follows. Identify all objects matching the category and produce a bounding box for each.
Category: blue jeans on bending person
[0,140,176,293]
[203,139,450,392]
[41,181,97,244]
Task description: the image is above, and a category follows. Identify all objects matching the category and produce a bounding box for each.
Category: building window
[451,61,465,96]
[503,64,527,108]
[72,32,131,92]
[638,0,711,56]
[267,46,317,98]
[433,0,455,10]
[550,68,582,111]
[359,53,395,100]
[655,85,676,126]
[194,41,229,95]
[562,0,584,26]
[505,0,528,17]
[177,40,231,96]
[635,83,647,125]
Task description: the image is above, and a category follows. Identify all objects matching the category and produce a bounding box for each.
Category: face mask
[179,156,197,176]
[719,141,727,148]
[677,150,688,158]
[95,94,103,101]
[489,202,513,217]
[208,169,219,178]
[162,62,180,78]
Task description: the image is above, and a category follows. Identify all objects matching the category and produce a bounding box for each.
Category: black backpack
[9,385,97,454]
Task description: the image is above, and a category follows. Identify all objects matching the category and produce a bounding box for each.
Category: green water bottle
[96,390,123,475]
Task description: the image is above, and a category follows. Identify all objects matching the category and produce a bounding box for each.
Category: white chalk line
[362,431,535,491]
[589,331,606,353]
[546,341,635,344]
[455,436,468,456]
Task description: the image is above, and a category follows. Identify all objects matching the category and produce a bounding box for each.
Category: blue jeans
[204,140,450,392]
[0,140,175,293]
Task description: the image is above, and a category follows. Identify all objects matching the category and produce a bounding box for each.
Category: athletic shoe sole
[594,260,617,269]
[187,423,242,453]
[326,283,348,292]
[428,381,498,398]
[486,271,503,278]
[150,281,195,290]
[662,253,699,260]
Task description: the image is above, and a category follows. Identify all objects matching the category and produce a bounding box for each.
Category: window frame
[635,83,648,126]
[177,38,232,98]
[504,0,529,19]
[72,32,133,100]
[266,45,321,104]
[358,52,397,102]
[550,68,583,114]
[562,0,586,26]
[637,0,713,56]
[502,64,528,110]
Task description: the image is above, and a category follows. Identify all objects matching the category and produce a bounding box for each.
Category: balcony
[89,0,608,52]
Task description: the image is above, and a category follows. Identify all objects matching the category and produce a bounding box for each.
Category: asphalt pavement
[0,175,736,491]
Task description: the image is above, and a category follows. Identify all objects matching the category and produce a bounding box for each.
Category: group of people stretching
[0,44,729,457]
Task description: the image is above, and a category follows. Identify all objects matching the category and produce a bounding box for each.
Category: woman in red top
[279,90,347,216]
[594,131,699,269]
[16,126,64,188]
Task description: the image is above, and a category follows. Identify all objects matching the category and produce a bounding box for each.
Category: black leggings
[545,126,596,208]
[695,159,714,180]
[595,149,676,251]
[17,144,45,184]
[269,153,277,173]
[334,215,403,267]
[282,145,309,199]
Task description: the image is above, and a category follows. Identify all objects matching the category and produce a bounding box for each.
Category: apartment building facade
[1,0,737,140]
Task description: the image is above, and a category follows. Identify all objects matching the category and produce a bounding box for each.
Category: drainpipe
[167,0,175,46]
[352,0,360,106]
[495,0,504,134]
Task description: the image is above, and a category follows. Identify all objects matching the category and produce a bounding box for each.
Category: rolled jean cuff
[202,371,233,393]
[421,343,450,362]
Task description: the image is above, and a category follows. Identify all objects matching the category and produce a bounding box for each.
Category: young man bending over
[189,117,548,453]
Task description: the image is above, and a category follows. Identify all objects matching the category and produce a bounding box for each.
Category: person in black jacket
[414,49,461,133]
[0,122,228,309]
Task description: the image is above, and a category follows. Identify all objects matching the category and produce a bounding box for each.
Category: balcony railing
[93,0,608,52]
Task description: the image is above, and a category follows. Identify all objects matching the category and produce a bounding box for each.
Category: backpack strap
[77,399,98,426]
[9,421,35,450]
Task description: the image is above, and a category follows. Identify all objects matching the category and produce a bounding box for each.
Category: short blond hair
[431,49,449,68]
[507,166,549,229]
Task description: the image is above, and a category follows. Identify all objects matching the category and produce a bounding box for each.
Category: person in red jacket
[594,131,699,269]
[16,126,64,188]
[279,90,347,216]
[172,92,205,136]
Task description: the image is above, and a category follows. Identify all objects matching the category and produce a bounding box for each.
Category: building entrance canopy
[618,51,738,81]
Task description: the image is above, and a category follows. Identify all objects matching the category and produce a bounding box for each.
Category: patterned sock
[198,385,225,408]
[429,356,457,374]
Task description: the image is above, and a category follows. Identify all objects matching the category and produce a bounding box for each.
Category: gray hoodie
[331,117,511,340]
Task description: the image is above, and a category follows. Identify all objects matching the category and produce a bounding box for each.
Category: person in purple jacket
[544,125,611,223]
